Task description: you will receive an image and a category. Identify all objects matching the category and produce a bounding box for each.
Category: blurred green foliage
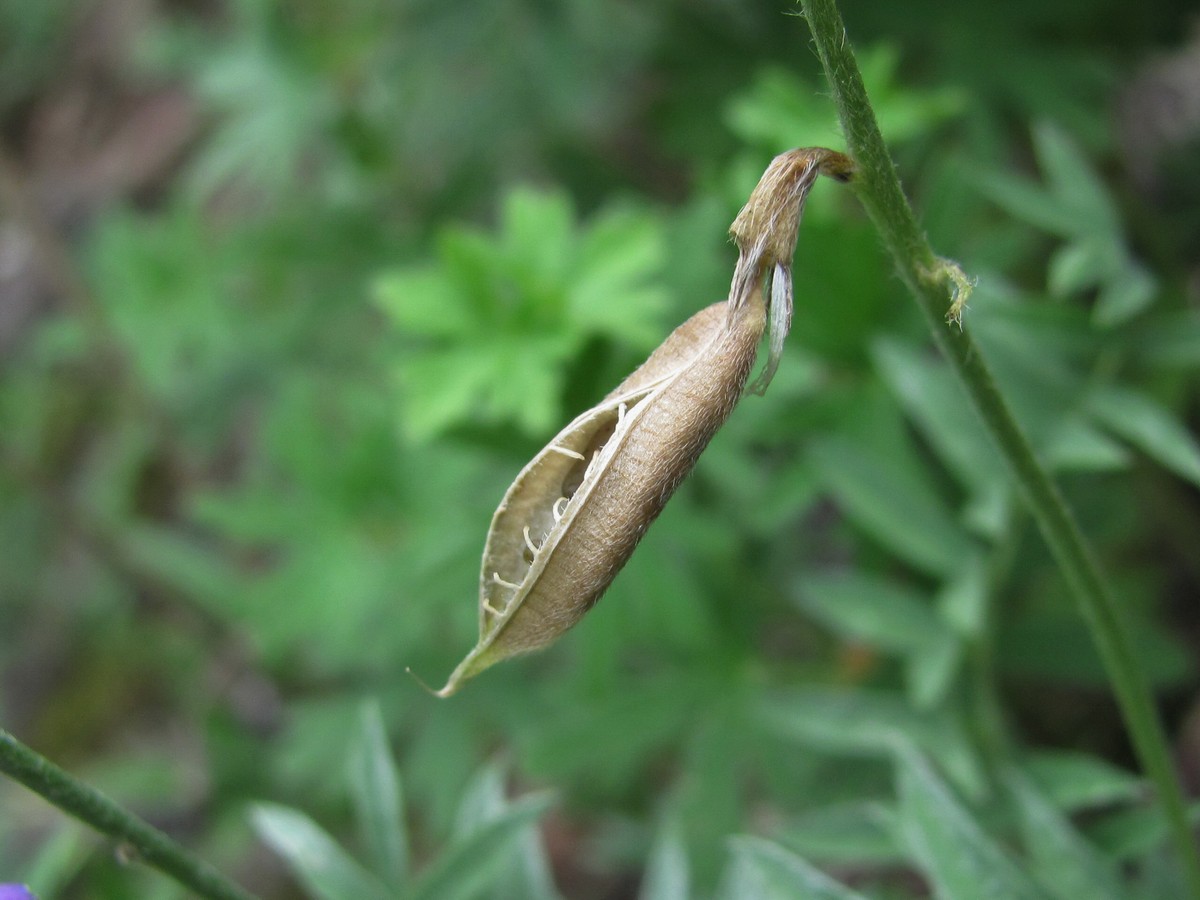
[2,0,1200,898]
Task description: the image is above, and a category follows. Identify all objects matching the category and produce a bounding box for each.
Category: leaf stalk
[0,728,258,900]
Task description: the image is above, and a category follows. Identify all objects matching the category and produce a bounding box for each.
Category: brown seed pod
[432,147,854,696]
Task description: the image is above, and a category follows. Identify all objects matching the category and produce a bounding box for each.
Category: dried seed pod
[432,147,854,696]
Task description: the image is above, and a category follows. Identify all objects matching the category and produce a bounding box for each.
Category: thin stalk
[0,729,258,900]
[798,0,1200,892]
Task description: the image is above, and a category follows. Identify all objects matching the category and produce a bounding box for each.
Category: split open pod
[433,148,853,696]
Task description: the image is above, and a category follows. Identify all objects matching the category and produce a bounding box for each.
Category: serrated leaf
[397,348,500,440]
[719,837,870,900]
[381,187,670,439]
[374,267,474,339]
[348,701,408,888]
[896,749,1047,900]
[1087,386,1200,488]
[409,794,554,900]
[725,46,962,156]
[571,209,668,348]
[501,189,574,290]
[1006,770,1124,900]
[251,804,393,900]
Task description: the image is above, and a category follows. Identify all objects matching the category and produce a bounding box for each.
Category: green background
[2,0,1199,896]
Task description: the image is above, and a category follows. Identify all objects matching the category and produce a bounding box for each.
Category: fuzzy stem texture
[798,0,1200,892]
[0,729,258,900]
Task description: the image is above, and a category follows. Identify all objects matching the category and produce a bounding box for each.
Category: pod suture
[431,147,854,696]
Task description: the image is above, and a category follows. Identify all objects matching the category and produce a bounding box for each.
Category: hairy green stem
[799,0,1200,891]
[0,729,258,900]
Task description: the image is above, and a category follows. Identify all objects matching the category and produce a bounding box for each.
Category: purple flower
[0,886,36,900]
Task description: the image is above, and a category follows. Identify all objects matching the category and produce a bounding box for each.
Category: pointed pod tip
[405,666,458,699]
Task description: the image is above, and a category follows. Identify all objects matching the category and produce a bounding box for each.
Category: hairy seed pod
[432,147,854,696]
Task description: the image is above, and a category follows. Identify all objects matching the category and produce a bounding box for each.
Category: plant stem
[798,0,1200,892]
[0,729,259,900]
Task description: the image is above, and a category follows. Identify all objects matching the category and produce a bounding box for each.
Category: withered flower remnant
[432,148,853,696]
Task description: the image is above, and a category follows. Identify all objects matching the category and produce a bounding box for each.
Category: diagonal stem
[798,0,1200,893]
[0,729,258,900]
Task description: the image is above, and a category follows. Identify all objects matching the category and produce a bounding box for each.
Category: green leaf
[409,794,554,900]
[348,701,408,888]
[725,46,962,156]
[808,435,976,577]
[896,749,1047,900]
[975,171,1082,237]
[1024,751,1143,811]
[795,572,952,655]
[719,837,870,900]
[1031,122,1119,236]
[116,524,245,617]
[380,187,667,439]
[501,188,574,290]
[724,66,842,152]
[872,337,1007,497]
[1093,262,1156,327]
[1042,417,1131,472]
[782,802,902,866]
[904,627,963,710]
[1047,237,1110,296]
[999,610,1193,689]
[1006,770,1124,900]
[1135,311,1200,368]
[251,804,393,900]
[397,347,499,440]
[570,207,668,348]
[937,559,990,639]
[374,267,475,339]
[640,819,690,900]
[449,764,560,900]
[21,825,89,899]
[1087,386,1200,488]
[856,44,965,143]
[1084,801,1200,861]
[762,688,984,798]
[445,764,557,900]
